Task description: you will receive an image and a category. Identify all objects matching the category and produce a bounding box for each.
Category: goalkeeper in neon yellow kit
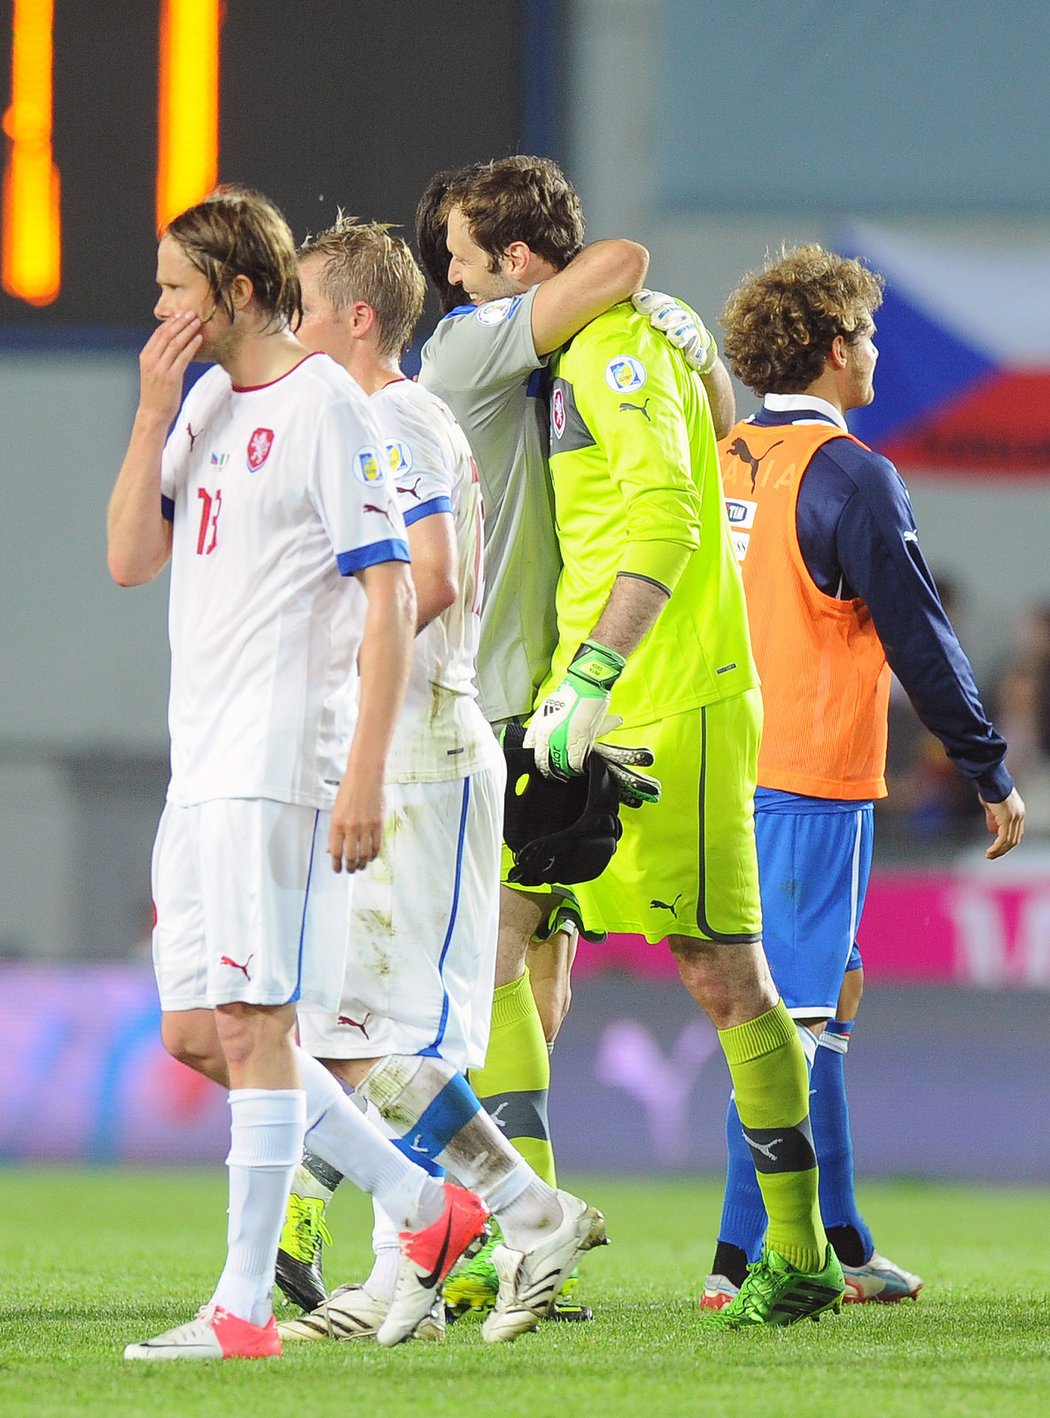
[523,287,846,1327]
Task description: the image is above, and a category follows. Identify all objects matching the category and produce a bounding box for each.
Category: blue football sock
[811,1021,874,1264]
[716,1094,768,1264]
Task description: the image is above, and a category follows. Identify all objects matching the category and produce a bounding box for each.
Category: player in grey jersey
[414,157,735,1318]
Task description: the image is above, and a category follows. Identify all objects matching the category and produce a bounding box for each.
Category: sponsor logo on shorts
[247,428,274,472]
[219,953,253,980]
[650,893,683,919]
[605,356,646,393]
[337,1011,372,1038]
[385,439,413,476]
[475,295,522,325]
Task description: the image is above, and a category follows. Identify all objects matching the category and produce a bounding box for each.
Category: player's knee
[161,1015,222,1079]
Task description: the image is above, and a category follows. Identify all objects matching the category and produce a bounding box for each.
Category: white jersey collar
[763,392,848,432]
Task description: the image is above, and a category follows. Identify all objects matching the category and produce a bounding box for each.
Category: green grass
[2,1169,1050,1417]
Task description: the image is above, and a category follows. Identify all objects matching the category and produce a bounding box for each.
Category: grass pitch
[2,1169,1049,1417]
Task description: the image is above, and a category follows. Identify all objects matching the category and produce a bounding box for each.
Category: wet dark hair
[164,184,302,330]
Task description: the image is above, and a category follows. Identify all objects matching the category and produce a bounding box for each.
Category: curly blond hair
[721,245,884,395]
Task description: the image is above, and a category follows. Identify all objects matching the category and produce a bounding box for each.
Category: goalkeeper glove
[525,640,625,779]
[593,740,662,808]
[632,289,718,376]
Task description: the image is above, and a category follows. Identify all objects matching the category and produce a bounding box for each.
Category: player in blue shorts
[703,244,1025,1309]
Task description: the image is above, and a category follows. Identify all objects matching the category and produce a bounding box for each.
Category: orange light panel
[157,0,221,230]
[1,0,61,306]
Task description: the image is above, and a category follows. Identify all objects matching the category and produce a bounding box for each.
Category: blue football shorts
[754,787,873,1018]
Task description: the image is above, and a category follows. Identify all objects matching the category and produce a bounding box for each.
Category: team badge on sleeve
[385,439,413,476]
[552,387,566,439]
[354,448,386,485]
[605,356,647,393]
[475,295,523,325]
[247,428,274,472]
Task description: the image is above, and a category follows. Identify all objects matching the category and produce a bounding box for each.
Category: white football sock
[211,1087,305,1326]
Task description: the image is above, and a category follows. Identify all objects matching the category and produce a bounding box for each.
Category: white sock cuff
[817,1028,850,1055]
[794,1023,819,1067]
[226,1088,306,1168]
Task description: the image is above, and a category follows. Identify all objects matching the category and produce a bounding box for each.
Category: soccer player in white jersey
[267,219,606,1346]
[108,188,489,1361]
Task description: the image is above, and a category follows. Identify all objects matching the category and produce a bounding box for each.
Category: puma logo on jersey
[186,422,200,450]
[396,477,423,500]
[219,953,253,980]
[727,436,784,492]
[337,1012,372,1038]
[650,893,683,918]
[619,397,652,421]
[363,503,395,526]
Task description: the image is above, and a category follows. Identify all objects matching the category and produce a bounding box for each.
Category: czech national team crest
[552,387,566,439]
[247,428,274,472]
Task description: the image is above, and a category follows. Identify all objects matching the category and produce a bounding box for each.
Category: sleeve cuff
[404,495,452,527]
[618,539,693,593]
[336,538,411,576]
[161,494,175,523]
[974,763,1015,804]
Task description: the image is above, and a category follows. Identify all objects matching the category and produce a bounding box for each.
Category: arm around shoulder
[701,357,735,440]
[531,238,650,357]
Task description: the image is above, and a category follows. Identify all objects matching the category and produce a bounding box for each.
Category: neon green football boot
[276,1191,333,1312]
[443,1221,501,1313]
[702,1245,845,1328]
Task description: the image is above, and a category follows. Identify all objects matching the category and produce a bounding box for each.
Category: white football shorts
[298,763,504,1071]
[151,797,349,1012]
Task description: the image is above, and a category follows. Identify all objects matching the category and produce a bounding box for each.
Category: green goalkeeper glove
[632,289,718,375]
[525,640,625,780]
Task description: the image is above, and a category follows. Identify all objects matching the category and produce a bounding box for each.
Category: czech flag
[843,223,1050,476]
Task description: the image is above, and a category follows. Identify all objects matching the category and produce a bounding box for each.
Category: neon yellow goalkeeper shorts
[572,688,763,944]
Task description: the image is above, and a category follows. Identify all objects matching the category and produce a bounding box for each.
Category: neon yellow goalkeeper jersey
[541,301,757,729]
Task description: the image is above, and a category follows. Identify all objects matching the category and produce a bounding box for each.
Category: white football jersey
[160,353,409,808]
[370,378,498,782]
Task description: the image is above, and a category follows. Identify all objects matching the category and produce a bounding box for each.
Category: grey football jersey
[420,286,561,723]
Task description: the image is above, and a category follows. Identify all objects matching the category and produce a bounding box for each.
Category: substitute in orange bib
[702,244,1025,1313]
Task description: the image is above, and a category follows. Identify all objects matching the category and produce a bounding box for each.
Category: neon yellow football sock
[468,969,557,1186]
[718,999,826,1273]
